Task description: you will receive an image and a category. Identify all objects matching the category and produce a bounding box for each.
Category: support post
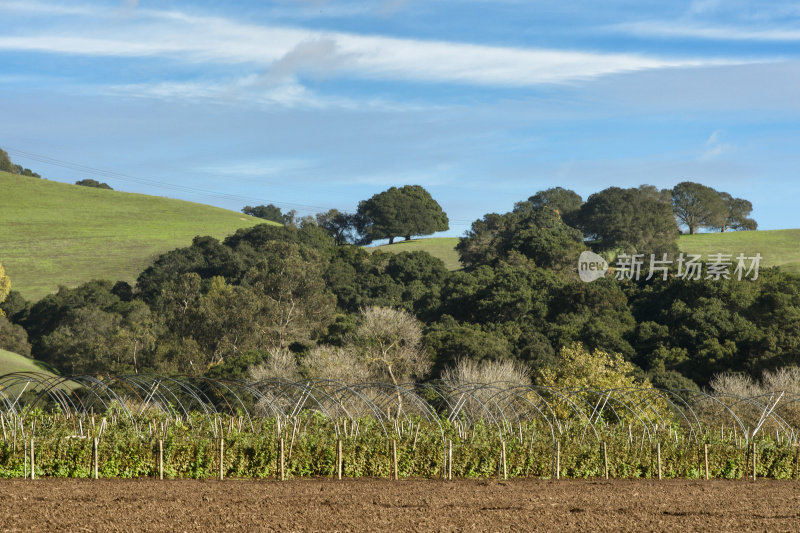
[392,439,398,480]
[501,440,507,481]
[704,444,709,480]
[279,436,285,481]
[603,442,609,480]
[159,439,164,480]
[30,438,35,480]
[448,439,453,481]
[555,441,560,481]
[337,438,342,480]
[93,437,99,479]
[752,442,757,481]
[657,442,662,480]
[219,437,224,481]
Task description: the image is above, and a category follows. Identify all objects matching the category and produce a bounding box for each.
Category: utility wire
[4,146,476,225]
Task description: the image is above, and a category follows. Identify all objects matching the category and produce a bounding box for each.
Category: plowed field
[1,478,799,532]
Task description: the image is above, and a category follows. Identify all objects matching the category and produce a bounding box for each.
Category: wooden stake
[603,442,609,480]
[337,438,342,480]
[219,437,224,481]
[752,442,757,481]
[448,439,453,481]
[704,444,709,480]
[392,439,398,480]
[279,437,285,481]
[657,442,662,480]
[159,439,164,480]
[93,437,99,479]
[555,441,560,481]
[30,438,35,480]
[0,413,6,444]
[501,440,507,480]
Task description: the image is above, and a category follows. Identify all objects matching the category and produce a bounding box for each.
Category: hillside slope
[374,231,800,273]
[0,173,271,300]
[0,348,58,376]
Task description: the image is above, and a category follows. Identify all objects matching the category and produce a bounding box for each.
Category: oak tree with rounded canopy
[671,181,726,234]
[578,185,679,256]
[716,192,757,232]
[356,185,449,244]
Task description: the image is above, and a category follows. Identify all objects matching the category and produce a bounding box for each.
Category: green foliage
[75,179,112,189]
[535,342,647,391]
[242,204,292,225]
[527,186,583,225]
[578,185,679,256]
[357,185,449,244]
[0,316,32,357]
[457,204,585,270]
[1,413,797,481]
[671,181,727,234]
[315,209,359,245]
[716,192,757,232]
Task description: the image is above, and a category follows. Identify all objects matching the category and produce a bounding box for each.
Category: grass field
[374,230,800,272]
[0,348,58,376]
[372,237,461,270]
[679,229,800,274]
[0,172,273,301]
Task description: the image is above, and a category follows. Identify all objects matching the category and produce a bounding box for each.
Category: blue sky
[2,0,800,236]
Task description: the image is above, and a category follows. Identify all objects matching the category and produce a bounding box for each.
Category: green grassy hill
[679,230,800,274]
[373,237,461,270]
[0,348,58,376]
[375,230,800,273]
[0,172,271,300]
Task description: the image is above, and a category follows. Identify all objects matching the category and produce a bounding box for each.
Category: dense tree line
[2,180,789,391]
[0,148,41,178]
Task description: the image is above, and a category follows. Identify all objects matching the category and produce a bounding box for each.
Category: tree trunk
[388,236,394,244]
[404,235,411,241]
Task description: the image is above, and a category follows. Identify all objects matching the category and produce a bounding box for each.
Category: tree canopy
[671,181,726,234]
[356,185,449,244]
[577,185,679,256]
[242,204,294,225]
[75,179,113,189]
[457,202,585,270]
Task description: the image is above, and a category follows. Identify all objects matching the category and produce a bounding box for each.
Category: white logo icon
[578,251,608,282]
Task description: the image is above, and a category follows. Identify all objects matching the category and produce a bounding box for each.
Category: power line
[5,147,478,226]
[4,147,335,216]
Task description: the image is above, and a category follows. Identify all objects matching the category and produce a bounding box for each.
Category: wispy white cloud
[700,129,731,160]
[0,3,749,88]
[614,20,800,41]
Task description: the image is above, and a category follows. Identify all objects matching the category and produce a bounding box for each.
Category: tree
[315,209,358,245]
[535,342,644,388]
[671,181,726,234]
[0,149,14,173]
[75,179,113,189]
[350,306,431,385]
[578,185,679,256]
[457,203,585,270]
[0,263,10,318]
[716,192,757,232]
[356,185,449,244]
[0,149,40,177]
[0,316,32,356]
[528,187,582,225]
[242,204,294,225]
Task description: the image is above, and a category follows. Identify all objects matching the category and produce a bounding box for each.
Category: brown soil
[1,478,799,532]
